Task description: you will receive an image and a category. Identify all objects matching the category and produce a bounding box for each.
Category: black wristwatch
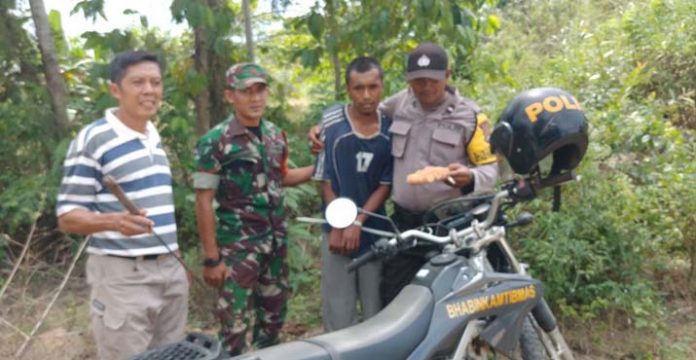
[202,256,223,268]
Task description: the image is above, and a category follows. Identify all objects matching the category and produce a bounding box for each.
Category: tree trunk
[331,52,341,101]
[28,0,70,137]
[189,0,229,134]
[193,24,212,136]
[324,0,342,100]
[206,0,227,127]
[209,52,227,126]
[242,0,255,62]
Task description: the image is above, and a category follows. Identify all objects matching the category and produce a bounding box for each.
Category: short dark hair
[345,57,383,85]
[109,51,164,84]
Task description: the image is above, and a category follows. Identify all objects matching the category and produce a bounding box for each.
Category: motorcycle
[133,171,576,360]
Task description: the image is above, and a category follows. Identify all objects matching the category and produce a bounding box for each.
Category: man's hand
[445,163,474,188]
[203,261,229,288]
[328,228,344,254]
[308,125,324,154]
[342,224,362,255]
[114,210,154,236]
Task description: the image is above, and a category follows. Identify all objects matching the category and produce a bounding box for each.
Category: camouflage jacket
[194,115,288,245]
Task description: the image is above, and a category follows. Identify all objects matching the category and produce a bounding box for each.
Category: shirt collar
[409,86,459,114]
[104,107,160,143]
[227,115,265,137]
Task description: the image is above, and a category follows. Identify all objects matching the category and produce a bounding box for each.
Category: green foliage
[285,0,502,99]
[285,186,322,327]
[0,78,64,232]
[470,0,695,323]
[1,0,693,341]
[47,10,68,55]
[513,161,661,321]
[70,0,106,22]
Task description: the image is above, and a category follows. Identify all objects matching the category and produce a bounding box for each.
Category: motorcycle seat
[231,284,434,360]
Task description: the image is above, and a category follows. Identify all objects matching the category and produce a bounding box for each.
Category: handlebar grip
[346,250,376,273]
[103,175,141,215]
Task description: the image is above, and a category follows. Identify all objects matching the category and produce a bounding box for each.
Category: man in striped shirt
[56,51,188,360]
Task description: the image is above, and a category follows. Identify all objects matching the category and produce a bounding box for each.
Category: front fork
[451,320,486,360]
[497,235,575,360]
[526,309,574,360]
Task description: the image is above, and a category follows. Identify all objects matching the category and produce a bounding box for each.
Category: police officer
[193,63,313,355]
[309,42,499,305]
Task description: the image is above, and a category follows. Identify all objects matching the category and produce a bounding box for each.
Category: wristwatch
[202,256,223,268]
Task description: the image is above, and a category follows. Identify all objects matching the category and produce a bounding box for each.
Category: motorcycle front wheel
[518,317,549,360]
[431,317,549,360]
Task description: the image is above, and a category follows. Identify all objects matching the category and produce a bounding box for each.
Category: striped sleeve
[312,105,344,181]
[312,126,327,181]
[56,127,102,216]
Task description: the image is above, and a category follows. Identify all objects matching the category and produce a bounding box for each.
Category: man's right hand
[308,125,324,154]
[203,261,229,288]
[114,210,154,236]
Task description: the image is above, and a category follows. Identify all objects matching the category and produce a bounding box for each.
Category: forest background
[0,0,694,358]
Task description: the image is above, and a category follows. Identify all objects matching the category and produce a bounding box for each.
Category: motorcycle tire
[518,317,549,360]
[430,317,548,360]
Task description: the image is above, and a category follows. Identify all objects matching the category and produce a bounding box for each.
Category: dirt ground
[1,266,694,359]
[568,298,696,359]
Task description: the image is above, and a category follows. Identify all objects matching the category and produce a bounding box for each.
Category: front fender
[408,278,542,359]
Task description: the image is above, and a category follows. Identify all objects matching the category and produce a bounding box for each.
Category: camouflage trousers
[216,236,289,356]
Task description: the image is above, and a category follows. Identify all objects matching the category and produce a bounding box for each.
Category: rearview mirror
[325,197,358,229]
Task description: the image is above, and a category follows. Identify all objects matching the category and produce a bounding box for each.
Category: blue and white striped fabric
[312,104,344,181]
[56,109,178,256]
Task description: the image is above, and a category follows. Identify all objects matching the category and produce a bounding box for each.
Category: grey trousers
[320,232,382,332]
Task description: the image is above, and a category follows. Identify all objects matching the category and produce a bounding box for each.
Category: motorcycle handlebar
[395,189,512,245]
[346,250,377,272]
[394,173,577,246]
[311,174,577,272]
[343,189,513,273]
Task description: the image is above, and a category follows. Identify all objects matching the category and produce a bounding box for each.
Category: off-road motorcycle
[134,172,576,360]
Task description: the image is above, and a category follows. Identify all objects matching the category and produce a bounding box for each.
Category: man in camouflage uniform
[193,63,313,355]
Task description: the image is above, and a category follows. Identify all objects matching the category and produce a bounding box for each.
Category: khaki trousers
[86,254,189,360]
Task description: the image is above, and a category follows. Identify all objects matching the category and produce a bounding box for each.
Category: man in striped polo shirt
[56,51,188,360]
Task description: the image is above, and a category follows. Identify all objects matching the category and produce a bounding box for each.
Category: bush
[468,0,695,322]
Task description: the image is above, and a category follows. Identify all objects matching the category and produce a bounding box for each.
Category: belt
[106,253,168,260]
[392,203,440,257]
[393,202,426,231]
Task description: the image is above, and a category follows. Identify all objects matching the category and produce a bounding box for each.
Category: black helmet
[490,88,588,176]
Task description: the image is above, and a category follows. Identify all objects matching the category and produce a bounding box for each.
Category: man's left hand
[445,163,473,188]
[342,224,362,255]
